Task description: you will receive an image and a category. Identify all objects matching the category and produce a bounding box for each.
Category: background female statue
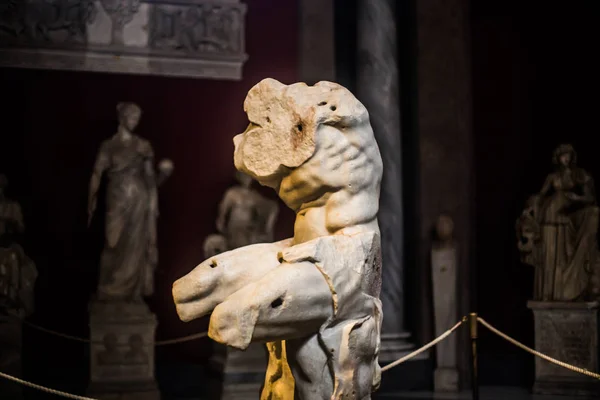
[88,102,173,303]
[517,144,600,301]
[0,174,37,317]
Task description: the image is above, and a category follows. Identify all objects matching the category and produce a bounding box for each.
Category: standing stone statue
[87,102,173,400]
[88,102,174,302]
[518,145,600,397]
[0,174,38,400]
[204,171,278,258]
[516,144,600,301]
[0,174,37,317]
[431,214,459,392]
[204,172,279,399]
[173,79,384,400]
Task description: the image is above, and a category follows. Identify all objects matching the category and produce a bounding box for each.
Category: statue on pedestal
[0,174,37,318]
[516,144,600,301]
[88,102,173,303]
[87,102,171,399]
[431,214,459,392]
[518,145,600,397]
[203,171,279,399]
[173,79,384,399]
[0,174,37,399]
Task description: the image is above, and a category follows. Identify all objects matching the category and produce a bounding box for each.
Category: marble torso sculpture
[204,171,278,258]
[88,102,173,302]
[0,174,37,317]
[173,79,384,399]
[516,144,600,301]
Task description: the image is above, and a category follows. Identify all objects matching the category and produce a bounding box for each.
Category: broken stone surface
[173,78,383,399]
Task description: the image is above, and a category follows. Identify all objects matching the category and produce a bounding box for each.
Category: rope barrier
[16,316,208,346]
[381,317,467,372]
[3,313,600,399]
[477,317,600,381]
[0,371,99,400]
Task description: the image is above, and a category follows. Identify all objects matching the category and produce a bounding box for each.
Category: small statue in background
[88,102,174,303]
[516,144,600,301]
[203,171,278,258]
[431,214,459,392]
[0,174,37,317]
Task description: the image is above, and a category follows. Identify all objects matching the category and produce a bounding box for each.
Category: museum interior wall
[471,0,600,386]
[0,0,298,394]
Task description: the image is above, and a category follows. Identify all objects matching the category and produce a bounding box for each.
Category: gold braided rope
[381,317,467,372]
[477,317,600,380]
[0,371,99,400]
[16,317,208,345]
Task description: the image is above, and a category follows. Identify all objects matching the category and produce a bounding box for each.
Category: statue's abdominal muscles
[279,125,382,242]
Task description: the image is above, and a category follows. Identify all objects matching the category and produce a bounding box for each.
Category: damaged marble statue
[87,102,173,399]
[173,78,384,399]
[516,144,600,301]
[0,174,38,399]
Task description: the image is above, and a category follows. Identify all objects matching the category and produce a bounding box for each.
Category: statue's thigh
[286,335,333,400]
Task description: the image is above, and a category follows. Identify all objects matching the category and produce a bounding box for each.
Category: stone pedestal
[211,343,267,400]
[528,301,600,397]
[431,245,459,392]
[88,301,160,400]
[0,314,23,399]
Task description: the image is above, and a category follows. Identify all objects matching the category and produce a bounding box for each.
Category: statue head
[235,171,253,188]
[116,102,142,132]
[553,144,577,168]
[435,214,454,242]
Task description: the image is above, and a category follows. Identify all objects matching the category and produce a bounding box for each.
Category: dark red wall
[0,0,298,387]
[472,0,600,385]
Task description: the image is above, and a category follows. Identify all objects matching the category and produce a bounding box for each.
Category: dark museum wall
[471,0,600,386]
[0,0,298,393]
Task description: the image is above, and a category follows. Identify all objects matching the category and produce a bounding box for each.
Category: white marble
[174,79,384,399]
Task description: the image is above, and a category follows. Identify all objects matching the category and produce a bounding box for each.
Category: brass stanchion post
[469,313,479,400]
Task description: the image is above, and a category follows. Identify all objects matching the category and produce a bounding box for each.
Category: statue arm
[88,146,109,226]
[173,238,294,322]
[13,203,25,233]
[208,260,332,349]
[539,174,553,197]
[156,159,174,187]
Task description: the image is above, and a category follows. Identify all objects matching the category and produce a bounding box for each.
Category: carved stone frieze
[0,0,247,80]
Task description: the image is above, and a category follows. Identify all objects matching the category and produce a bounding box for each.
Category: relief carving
[0,0,248,80]
[150,2,244,56]
[0,0,97,44]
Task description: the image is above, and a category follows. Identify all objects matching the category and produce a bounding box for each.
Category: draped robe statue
[88,102,173,302]
[516,144,600,301]
[0,174,37,317]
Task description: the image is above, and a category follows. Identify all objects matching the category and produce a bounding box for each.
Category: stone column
[356,0,413,362]
[299,0,335,84]
[416,0,474,387]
